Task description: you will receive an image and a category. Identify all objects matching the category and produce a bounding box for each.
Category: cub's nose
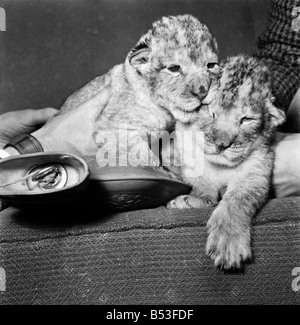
[212,132,237,151]
[191,85,209,100]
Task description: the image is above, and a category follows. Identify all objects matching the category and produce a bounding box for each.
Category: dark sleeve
[256,0,300,111]
[0,198,8,212]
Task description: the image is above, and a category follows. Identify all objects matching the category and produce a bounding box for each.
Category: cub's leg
[206,163,272,269]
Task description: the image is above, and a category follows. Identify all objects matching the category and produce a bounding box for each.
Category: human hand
[0,108,60,149]
[31,87,111,156]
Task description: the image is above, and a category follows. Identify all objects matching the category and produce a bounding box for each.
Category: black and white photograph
[0,0,299,307]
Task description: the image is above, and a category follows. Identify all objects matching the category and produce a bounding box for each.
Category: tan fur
[60,15,219,165]
[167,55,286,270]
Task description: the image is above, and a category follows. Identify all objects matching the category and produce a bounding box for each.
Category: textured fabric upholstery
[0,197,299,305]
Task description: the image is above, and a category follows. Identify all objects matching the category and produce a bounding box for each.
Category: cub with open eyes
[167,55,286,269]
[60,15,219,164]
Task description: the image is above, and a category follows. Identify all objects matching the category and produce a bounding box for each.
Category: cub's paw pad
[166,195,194,209]
[167,195,212,209]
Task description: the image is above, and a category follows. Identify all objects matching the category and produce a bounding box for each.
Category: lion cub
[60,15,219,165]
[167,55,286,269]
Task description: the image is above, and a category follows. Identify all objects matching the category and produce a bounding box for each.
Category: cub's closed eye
[167,65,181,73]
[207,62,219,70]
[240,117,257,124]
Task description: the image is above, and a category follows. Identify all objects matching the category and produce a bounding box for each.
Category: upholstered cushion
[0,196,299,305]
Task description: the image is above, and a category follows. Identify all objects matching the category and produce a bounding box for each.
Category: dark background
[0,0,270,114]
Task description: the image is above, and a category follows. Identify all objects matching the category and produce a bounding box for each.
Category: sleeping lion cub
[167,55,286,269]
[60,15,219,165]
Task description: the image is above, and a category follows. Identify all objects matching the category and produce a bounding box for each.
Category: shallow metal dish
[0,152,89,207]
[0,154,191,211]
[86,157,191,211]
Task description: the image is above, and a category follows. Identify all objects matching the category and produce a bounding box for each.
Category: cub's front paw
[155,166,180,180]
[206,205,252,270]
[167,195,214,209]
[147,150,160,167]
[128,146,160,167]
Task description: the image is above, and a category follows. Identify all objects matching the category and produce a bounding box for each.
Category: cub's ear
[266,99,286,128]
[128,38,151,69]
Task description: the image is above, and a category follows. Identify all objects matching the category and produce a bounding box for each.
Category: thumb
[22,108,60,127]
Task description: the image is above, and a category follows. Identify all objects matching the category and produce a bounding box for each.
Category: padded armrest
[0,196,299,304]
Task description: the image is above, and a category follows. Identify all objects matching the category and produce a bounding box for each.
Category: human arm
[0,107,59,211]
